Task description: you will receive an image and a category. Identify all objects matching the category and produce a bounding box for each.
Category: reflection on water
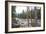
[12,18,41,28]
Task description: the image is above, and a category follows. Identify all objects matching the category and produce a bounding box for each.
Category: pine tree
[12,6,16,18]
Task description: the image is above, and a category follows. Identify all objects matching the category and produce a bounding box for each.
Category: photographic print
[12,6,41,28]
[5,1,45,33]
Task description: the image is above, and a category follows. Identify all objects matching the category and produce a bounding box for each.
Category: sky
[15,6,27,14]
[15,6,40,14]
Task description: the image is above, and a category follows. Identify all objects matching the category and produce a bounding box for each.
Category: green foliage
[12,6,41,19]
[12,6,16,18]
